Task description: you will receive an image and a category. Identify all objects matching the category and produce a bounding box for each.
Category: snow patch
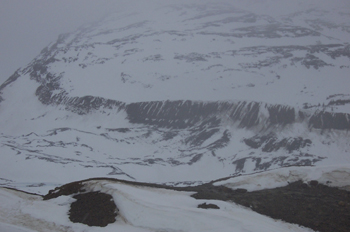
[215,165,350,191]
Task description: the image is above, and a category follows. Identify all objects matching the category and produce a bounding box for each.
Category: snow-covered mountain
[0,0,349,195]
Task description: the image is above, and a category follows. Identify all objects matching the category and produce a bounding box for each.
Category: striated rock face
[309,111,350,130]
[125,100,350,131]
[0,1,349,189]
[243,134,312,152]
[19,66,350,132]
[32,84,350,131]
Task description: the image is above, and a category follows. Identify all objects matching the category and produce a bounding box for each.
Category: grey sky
[0,0,123,83]
[0,0,192,84]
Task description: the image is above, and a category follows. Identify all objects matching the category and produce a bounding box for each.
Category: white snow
[23,0,347,107]
[0,179,316,232]
[215,165,350,192]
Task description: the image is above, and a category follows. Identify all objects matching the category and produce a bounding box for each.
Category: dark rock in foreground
[197,202,220,209]
[69,191,118,227]
[42,177,350,231]
[192,180,350,232]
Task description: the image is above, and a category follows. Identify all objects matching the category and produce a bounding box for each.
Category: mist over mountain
[0,1,349,193]
[0,1,350,231]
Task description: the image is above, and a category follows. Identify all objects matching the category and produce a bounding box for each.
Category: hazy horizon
[0,0,348,84]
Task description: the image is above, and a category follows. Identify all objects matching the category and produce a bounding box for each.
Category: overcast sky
[1,0,348,84]
[0,0,126,84]
[0,0,200,84]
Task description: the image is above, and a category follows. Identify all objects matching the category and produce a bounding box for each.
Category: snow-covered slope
[0,0,349,194]
[0,179,316,232]
[1,165,350,231]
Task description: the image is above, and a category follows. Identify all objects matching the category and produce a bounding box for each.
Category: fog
[0,0,348,84]
[0,0,123,83]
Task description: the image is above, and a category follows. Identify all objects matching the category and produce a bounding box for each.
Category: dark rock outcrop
[309,111,350,130]
[69,191,118,227]
[198,202,220,209]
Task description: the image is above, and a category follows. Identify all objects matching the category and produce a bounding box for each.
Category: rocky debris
[235,181,350,232]
[234,188,248,193]
[198,203,220,209]
[309,180,319,186]
[243,134,312,153]
[191,180,350,232]
[44,181,85,200]
[69,191,118,227]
